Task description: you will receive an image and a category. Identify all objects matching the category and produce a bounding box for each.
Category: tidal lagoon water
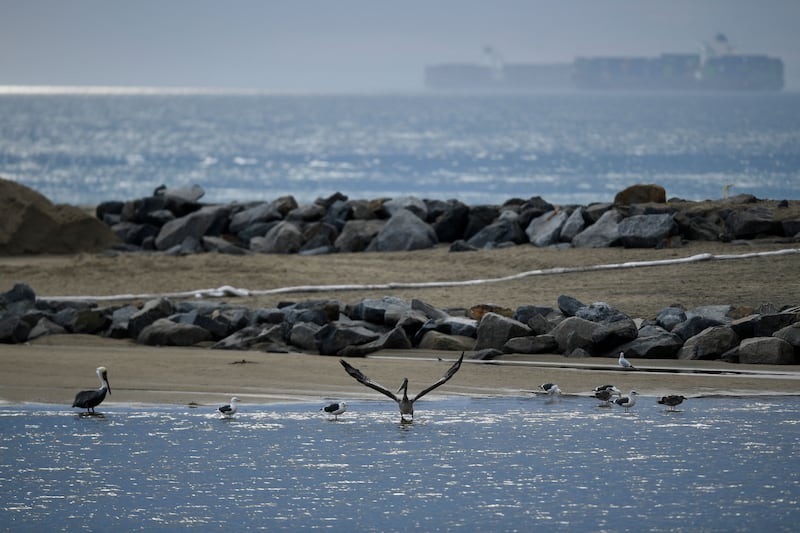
[2,395,798,532]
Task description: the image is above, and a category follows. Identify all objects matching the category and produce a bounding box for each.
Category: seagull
[72,366,110,414]
[657,395,686,412]
[618,351,636,370]
[614,391,639,413]
[218,397,240,418]
[593,384,621,406]
[321,401,347,420]
[339,352,464,423]
[539,383,562,400]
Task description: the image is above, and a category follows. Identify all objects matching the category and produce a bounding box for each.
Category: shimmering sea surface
[1,396,798,532]
[2,91,799,206]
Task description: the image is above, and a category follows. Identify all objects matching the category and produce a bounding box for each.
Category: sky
[1,0,799,92]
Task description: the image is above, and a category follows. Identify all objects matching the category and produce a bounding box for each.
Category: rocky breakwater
[93,183,800,256]
[2,283,798,366]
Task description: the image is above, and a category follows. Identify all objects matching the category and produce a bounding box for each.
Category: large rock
[571,209,622,248]
[677,326,739,360]
[250,221,304,254]
[502,334,558,354]
[467,217,526,248]
[128,298,175,338]
[418,330,475,351]
[618,213,677,248]
[737,337,797,364]
[229,202,282,234]
[315,322,382,356]
[366,209,437,252]
[334,219,385,253]
[614,326,683,359]
[0,178,119,255]
[773,323,800,354]
[154,205,231,251]
[137,318,212,346]
[526,210,569,247]
[723,208,778,239]
[474,312,531,351]
[558,207,586,242]
[550,316,604,356]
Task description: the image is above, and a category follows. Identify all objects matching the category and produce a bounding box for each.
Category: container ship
[425,35,784,92]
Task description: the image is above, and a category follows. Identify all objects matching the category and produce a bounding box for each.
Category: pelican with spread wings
[339,353,464,422]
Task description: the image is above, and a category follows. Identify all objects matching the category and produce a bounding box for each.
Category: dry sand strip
[1,339,798,408]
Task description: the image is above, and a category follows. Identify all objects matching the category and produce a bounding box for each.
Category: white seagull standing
[218,397,240,418]
[618,351,636,370]
[340,353,464,423]
[614,391,639,413]
[72,366,111,414]
[321,401,347,420]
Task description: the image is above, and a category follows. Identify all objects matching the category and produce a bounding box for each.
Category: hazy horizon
[2,0,799,92]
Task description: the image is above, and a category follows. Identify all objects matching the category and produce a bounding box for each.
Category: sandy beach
[1,240,799,407]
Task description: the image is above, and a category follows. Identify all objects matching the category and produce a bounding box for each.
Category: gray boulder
[571,209,622,248]
[228,202,283,234]
[559,207,586,242]
[474,312,531,351]
[27,317,67,340]
[618,213,677,248]
[289,322,322,352]
[502,334,558,354]
[418,330,475,351]
[155,204,231,251]
[366,209,437,252]
[557,295,585,317]
[335,219,385,252]
[137,318,213,346]
[738,337,797,364]
[526,210,569,247]
[724,208,778,239]
[773,322,800,352]
[467,217,526,248]
[672,315,725,341]
[613,327,683,358]
[250,221,304,254]
[656,307,687,331]
[315,322,382,356]
[339,327,412,357]
[383,196,428,219]
[677,326,740,360]
[128,298,175,338]
[550,316,604,356]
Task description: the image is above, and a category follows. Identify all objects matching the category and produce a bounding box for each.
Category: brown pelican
[339,353,464,422]
[593,384,621,407]
[657,395,686,412]
[72,366,110,413]
[618,351,636,370]
[614,390,639,413]
[218,397,239,417]
[321,401,347,420]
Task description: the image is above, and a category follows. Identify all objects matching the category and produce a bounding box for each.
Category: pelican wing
[412,352,464,402]
[340,359,399,402]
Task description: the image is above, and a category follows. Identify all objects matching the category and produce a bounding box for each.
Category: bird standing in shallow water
[618,352,636,370]
[593,384,621,407]
[321,401,347,420]
[72,366,110,414]
[658,395,686,412]
[614,391,639,413]
[539,383,561,401]
[340,353,464,423]
[218,397,239,417]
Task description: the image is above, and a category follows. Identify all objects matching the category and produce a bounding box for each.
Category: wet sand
[1,240,799,407]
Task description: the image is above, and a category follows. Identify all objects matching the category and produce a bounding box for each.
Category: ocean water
[1,396,799,532]
[1,90,799,207]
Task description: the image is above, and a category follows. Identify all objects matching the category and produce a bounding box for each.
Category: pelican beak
[103,370,111,394]
[396,378,408,394]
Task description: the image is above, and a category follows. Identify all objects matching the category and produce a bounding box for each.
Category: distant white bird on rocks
[618,352,636,370]
[614,391,639,413]
[218,397,239,417]
[72,366,111,414]
[593,384,621,406]
[658,395,686,412]
[321,401,347,420]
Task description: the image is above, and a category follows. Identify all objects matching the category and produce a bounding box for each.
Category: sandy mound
[0,177,119,255]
